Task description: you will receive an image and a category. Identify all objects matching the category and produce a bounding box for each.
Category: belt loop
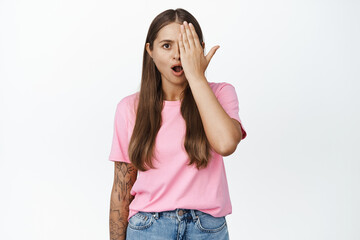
[190,209,199,222]
[175,208,181,222]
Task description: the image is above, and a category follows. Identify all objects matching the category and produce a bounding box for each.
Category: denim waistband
[143,208,207,222]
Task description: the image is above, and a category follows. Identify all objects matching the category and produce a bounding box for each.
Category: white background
[1,0,359,239]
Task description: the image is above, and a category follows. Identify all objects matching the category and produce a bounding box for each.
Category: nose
[173,44,180,60]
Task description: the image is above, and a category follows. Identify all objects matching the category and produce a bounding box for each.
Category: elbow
[219,140,240,156]
[219,131,242,156]
[220,145,236,156]
[212,123,243,156]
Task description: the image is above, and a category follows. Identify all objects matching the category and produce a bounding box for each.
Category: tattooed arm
[109,162,138,240]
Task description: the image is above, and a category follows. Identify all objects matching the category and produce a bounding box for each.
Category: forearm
[187,76,242,155]
[109,193,131,240]
[110,162,137,240]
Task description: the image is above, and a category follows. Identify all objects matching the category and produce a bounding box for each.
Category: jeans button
[178,210,184,216]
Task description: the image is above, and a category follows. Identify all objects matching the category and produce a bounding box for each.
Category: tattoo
[110,162,137,240]
[110,218,126,239]
[114,162,137,202]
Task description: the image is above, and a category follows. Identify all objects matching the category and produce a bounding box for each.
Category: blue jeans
[126,208,230,240]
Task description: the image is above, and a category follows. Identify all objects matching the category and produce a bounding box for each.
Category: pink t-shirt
[108,81,247,222]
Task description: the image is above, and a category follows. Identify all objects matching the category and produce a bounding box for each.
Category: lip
[171,63,182,69]
[172,68,184,76]
[171,63,184,77]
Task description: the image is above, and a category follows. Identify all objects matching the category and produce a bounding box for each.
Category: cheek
[153,55,169,71]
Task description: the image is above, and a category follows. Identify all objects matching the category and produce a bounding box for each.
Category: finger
[205,45,220,63]
[181,24,189,51]
[188,23,201,48]
[178,32,185,54]
[184,21,195,49]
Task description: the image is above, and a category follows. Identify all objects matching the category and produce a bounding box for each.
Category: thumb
[205,45,220,63]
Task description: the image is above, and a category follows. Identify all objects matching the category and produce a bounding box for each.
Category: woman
[109,8,247,240]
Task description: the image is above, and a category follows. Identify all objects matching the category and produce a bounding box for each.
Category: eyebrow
[159,39,175,44]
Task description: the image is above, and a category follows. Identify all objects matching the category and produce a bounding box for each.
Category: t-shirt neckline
[163,100,181,107]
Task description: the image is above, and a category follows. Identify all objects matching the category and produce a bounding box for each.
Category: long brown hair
[128,8,213,171]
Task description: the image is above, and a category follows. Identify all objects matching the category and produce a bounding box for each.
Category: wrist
[186,73,206,83]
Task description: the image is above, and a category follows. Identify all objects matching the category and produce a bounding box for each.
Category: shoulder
[115,91,139,117]
[208,81,236,97]
[117,91,139,105]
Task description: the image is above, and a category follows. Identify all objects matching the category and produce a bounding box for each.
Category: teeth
[174,66,182,72]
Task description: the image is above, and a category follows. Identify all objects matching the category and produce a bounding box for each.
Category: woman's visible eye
[163,43,170,49]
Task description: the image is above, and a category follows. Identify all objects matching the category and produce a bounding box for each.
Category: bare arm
[109,162,138,240]
[187,78,242,156]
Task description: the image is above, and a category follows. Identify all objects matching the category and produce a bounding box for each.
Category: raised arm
[109,162,138,240]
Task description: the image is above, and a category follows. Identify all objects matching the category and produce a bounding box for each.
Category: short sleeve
[108,98,131,163]
[216,82,247,140]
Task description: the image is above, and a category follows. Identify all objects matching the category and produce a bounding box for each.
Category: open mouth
[172,66,183,72]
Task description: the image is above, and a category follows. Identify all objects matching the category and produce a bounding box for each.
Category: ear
[202,42,205,49]
[146,43,152,58]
